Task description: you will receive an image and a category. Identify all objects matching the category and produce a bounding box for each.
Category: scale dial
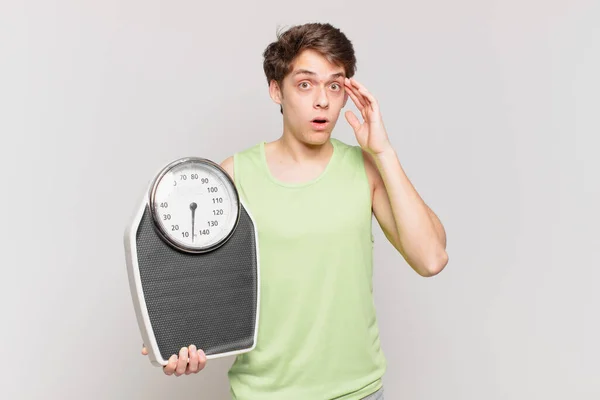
[149,157,240,253]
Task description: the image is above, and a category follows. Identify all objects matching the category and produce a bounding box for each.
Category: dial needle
[190,202,197,243]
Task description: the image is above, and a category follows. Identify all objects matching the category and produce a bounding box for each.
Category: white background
[1,0,598,399]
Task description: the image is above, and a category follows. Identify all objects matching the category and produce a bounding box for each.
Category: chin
[303,131,332,146]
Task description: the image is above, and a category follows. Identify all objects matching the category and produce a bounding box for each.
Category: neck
[275,131,333,163]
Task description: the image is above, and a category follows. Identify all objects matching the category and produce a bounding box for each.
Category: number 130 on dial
[149,157,240,253]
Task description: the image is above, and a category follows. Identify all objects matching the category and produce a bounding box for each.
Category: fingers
[345,78,365,110]
[163,354,178,376]
[350,78,378,105]
[141,346,148,356]
[345,110,361,132]
[198,349,207,371]
[190,348,207,374]
[185,345,199,375]
[162,345,207,377]
[174,347,189,376]
[345,77,379,113]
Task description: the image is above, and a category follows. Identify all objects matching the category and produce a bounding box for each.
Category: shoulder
[220,156,234,181]
[218,142,263,183]
[332,138,371,166]
[332,139,379,178]
[331,138,358,155]
[332,138,382,193]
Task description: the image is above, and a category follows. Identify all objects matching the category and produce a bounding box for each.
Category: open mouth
[310,119,329,130]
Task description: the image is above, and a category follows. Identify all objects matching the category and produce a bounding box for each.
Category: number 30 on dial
[149,157,240,253]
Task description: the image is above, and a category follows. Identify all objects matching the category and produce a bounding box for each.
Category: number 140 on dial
[150,158,240,253]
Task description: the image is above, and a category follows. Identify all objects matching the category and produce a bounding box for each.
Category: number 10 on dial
[149,157,240,253]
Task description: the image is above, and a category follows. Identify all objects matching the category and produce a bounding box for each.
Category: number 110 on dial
[149,158,240,253]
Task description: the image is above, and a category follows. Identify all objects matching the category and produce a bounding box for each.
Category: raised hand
[344,77,392,155]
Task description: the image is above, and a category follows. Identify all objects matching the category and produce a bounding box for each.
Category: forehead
[287,49,345,80]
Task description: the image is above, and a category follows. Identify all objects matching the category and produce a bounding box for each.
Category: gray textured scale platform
[124,157,260,367]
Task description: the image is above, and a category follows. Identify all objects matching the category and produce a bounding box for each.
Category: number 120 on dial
[149,158,240,253]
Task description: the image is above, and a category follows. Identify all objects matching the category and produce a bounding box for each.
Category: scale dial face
[149,157,240,253]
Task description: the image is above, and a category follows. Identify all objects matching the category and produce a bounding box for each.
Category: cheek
[331,92,346,107]
[286,93,312,113]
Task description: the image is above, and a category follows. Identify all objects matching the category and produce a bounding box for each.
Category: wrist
[372,144,396,160]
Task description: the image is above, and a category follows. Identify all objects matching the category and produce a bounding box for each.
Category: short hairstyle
[262,23,357,113]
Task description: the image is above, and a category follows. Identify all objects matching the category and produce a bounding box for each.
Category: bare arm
[220,156,234,181]
[343,76,448,277]
[363,149,448,277]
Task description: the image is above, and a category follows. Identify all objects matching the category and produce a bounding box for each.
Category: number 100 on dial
[149,158,240,253]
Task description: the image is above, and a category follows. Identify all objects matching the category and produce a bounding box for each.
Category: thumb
[345,110,361,132]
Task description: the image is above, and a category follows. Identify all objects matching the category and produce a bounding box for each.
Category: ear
[342,92,349,107]
[269,80,283,105]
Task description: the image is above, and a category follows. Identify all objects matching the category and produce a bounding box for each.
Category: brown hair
[262,23,357,113]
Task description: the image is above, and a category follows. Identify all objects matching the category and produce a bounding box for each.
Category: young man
[142,22,448,399]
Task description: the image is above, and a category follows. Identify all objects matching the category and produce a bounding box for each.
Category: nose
[314,86,329,109]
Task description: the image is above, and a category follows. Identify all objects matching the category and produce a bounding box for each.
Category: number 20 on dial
[149,158,240,253]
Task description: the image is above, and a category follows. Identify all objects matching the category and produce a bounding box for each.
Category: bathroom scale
[124,156,260,367]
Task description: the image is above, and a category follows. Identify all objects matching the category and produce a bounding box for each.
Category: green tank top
[228,138,387,400]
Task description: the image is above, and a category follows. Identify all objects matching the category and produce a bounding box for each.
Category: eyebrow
[292,69,346,79]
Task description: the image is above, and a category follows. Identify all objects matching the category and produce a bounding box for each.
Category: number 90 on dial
[149,157,240,253]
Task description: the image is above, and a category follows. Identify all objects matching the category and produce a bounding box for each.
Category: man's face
[270,49,348,145]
